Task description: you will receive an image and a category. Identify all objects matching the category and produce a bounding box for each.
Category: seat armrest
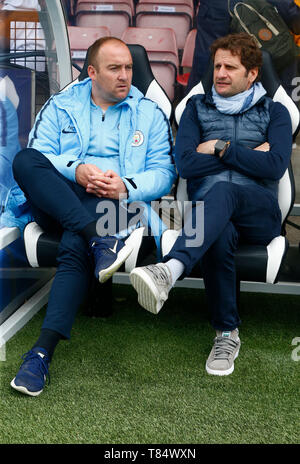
[124,227,146,272]
[266,235,289,284]
[0,227,20,250]
[161,229,180,257]
[24,222,45,267]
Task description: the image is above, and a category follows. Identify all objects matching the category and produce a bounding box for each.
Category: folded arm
[175,99,227,179]
[220,102,293,180]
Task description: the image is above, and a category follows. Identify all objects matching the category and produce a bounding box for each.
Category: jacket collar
[194,89,268,110]
[54,77,144,113]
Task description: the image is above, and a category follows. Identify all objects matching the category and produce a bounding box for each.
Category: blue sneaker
[89,236,133,283]
[10,347,50,396]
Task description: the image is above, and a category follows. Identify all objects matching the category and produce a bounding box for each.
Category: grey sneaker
[130,263,172,314]
[206,329,241,376]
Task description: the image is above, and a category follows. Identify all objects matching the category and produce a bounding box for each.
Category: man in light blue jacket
[10,37,176,396]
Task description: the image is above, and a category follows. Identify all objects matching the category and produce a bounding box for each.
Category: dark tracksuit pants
[163,181,282,331]
[13,148,136,339]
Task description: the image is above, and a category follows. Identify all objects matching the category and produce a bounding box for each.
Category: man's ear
[249,67,259,84]
[87,65,96,80]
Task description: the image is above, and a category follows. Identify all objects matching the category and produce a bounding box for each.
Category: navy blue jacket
[187,0,300,91]
[175,92,292,201]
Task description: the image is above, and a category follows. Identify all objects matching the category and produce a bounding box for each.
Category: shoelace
[147,265,170,285]
[20,350,50,384]
[213,337,239,361]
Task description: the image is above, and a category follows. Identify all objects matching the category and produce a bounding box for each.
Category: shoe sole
[10,378,43,397]
[205,348,240,376]
[98,243,133,283]
[130,268,165,314]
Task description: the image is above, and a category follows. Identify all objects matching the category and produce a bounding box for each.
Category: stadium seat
[67,25,111,78]
[122,26,179,100]
[78,43,173,118]
[164,51,299,290]
[177,28,196,87]
[74,0,134,39]
[135,0,194,50]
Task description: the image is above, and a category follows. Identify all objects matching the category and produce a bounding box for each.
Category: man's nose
[118,67,128,80]
[217,65,227,79]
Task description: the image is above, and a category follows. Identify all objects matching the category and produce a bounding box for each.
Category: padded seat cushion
[161,229,289,284]
[24,222,157,271]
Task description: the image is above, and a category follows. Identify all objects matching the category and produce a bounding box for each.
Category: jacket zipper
[230,116,238,183]
[64,109,84,158]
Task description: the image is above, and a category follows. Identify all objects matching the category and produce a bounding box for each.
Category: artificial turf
[0,285,299,444]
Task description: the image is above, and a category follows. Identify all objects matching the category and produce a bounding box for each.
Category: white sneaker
[206,329,241,376]
[130,263,172,314]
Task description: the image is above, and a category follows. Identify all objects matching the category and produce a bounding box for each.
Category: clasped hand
[75,163,127,199]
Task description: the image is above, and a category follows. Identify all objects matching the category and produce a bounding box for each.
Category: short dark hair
[210,33,262,81]
[87,36,129,71]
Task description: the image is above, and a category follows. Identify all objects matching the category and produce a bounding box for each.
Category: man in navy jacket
[130,33,292,377]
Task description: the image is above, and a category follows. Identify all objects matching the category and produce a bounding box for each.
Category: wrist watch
[214,140,230,158]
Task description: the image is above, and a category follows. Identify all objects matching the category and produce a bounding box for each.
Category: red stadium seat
[135,0,194,50]
[67,25,111,78]
[75,0,134,39]
[177,28,196,86]
[122,26,179,100]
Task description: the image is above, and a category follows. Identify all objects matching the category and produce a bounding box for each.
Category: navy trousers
[13,148,136,339]
[163,181,282,331]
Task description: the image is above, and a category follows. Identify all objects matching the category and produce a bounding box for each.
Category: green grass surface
[0,285,299,444]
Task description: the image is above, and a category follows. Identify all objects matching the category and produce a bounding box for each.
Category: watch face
[215,140,227,154]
